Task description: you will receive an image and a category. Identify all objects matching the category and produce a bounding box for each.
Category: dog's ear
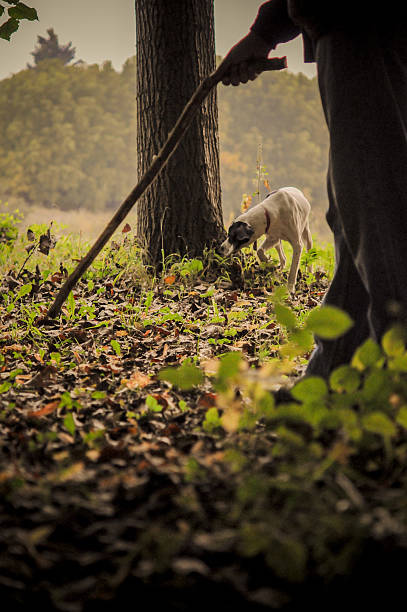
[228,221,254,246]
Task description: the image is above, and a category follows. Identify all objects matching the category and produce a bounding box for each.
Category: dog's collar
[264,208,271,233]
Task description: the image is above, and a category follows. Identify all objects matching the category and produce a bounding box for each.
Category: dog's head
[219,221,255,256]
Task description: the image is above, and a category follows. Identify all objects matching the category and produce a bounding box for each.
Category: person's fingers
[230,64,241,86]
[221,58,261,87]
[239,61,249,84]
[247,61,260,81]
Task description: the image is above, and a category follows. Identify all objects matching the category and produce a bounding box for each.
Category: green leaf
[91,390,106,399]
[382,327,405,357]
[274,303,298,331]
[361,369,391,403]
[63,412,76,436]
[203,407,222,432]
[291,376,328,403]
[329,365,360,393]
[306,305,353,340]
[0,17,19,41]
[396,406,407,430]
[59,391,73,409]
[16,282,32,299]
[388,354,407,372]
[351,338,383,371]
[0,381,12,393]
[362,412,396,438]
[290,328,314,350]
[158,359,204,390]
[110,339,121,356]
[331,407,361,441]
[8,3,38,20]
[215,351,242,391]
[146,395,162,412]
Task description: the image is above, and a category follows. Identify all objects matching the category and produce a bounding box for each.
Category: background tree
[0,58,136,210]
[134,0,224,266]
[29,27,76,66]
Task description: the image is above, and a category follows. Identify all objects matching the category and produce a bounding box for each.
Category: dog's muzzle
[219,239,235,257]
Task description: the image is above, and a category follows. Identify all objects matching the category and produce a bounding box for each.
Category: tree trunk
[135,0,224,267]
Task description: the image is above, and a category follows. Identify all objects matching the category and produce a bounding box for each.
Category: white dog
[220,187,312,290]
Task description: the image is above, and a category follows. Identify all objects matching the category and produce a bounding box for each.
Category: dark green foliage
[28,27,76,66]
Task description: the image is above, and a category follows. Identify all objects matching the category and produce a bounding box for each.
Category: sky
[0,0,317,80]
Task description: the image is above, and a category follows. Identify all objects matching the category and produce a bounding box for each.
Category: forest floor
[1,219,407,611]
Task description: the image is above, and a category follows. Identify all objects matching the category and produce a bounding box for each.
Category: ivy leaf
[291,376,328,403]
[351,338,383,371]
[0,17,19,40]
[8,3,38,20]
[362,412,396,438]
[396,406,407,430]
[329,365,360,393]
[306,306,353,340]
[382,327,405,357]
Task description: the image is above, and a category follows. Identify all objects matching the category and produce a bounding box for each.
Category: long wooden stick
[44,56,287,320]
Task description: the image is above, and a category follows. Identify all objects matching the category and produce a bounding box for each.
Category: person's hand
[220,30,273,86]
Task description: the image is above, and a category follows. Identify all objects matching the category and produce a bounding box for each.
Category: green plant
[0,206,22,245]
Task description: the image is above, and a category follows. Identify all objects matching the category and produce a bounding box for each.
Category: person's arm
[221,0,300,86]
[250,0,301,49]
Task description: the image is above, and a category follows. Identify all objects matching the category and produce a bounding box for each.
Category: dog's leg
[274,240,287,270]
[257,236,285,265]
[287,243,302,291]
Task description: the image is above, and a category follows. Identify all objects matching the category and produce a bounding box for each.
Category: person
[221,1,407,379]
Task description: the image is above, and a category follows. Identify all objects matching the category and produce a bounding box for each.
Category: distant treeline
[0,57,330,238]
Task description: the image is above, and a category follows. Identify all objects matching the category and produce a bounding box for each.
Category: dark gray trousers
[306,28,407,378]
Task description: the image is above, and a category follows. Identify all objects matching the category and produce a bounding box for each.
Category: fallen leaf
[58,462,85,482]
[164,275,176,285]
[122,370,151,389]
[2,344,24,353]
[27,400,60,418]
[198,392,217,408]
[115,330,128,337]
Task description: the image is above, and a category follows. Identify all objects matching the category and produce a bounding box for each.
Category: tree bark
[135,0,224,266]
